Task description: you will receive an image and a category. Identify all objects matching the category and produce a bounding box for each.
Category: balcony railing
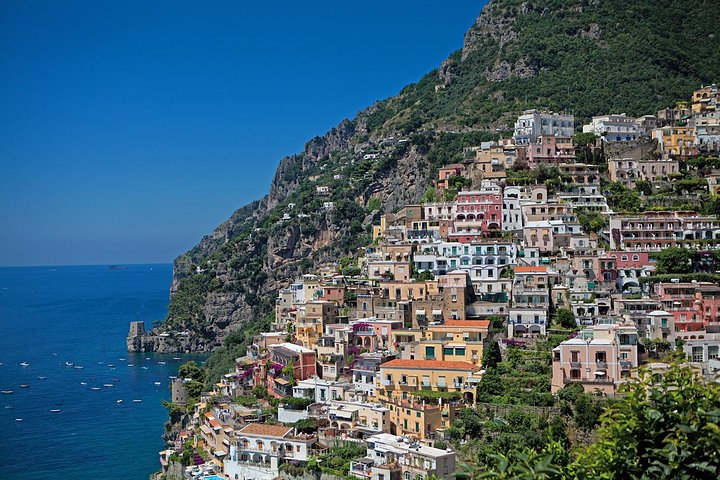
[620,361,632,369]
[596,361,608,369]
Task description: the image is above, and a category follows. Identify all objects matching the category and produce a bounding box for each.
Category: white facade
[513,109,574,144]
[583,113,639,142]
[414,240,516,279]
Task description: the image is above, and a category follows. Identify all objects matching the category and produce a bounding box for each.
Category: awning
[214,450,227,457]
[416,310,426,316]
[275,377,289,385]
[432,310,443,316]
[594,371,606,376]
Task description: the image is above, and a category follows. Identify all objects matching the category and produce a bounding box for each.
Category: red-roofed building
[377,358,480,404]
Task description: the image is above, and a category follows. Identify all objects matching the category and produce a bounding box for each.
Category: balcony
[620,361,632,370]
[570,361,581,369]
[596,361,608,369]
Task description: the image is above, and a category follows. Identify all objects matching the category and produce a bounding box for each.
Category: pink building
[451,188,502,242]
[268,343,317,397]
[551,323,639,395]
[351,318,403,351]
[525,135,575,168]
[655,283,705,334]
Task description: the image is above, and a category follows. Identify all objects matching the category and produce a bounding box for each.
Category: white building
[583,113,639,142]
[349,433,456,480]
[413,240,516,280]
[513,109,574,144]
[224,424,319,480]
[502,185,548,231]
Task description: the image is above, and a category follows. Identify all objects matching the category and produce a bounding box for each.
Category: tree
[555,308,577,330]
[178,360,205,383]
[635,179,653,196]
[577,211,607,234]
[488,315,505,330]
[655,247,694,274]
[483,340,502,369]
[421,187,437,203]
[575,365,720,479]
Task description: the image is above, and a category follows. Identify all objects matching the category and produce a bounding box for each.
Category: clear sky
[0,0,485,267]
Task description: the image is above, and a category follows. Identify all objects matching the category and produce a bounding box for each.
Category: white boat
[116,399,123,403]
[38,376,47,380]
[154,381,161,386]
[133,399,142,403]
[20,362,29,367]
[141,366,148,370]
[172,357,181,361]
[107,364,116,368]
[80,382,87,386]
[65,362,74,367]
[50,409,60,413]
[91,387,101,391]
[145,357,150,360]
[4,405,13,409]
[157,361,166,365]
[74,365,84,369]
[103,384,114,388]
[118,358,126,361]
[15,418,22,422]
[127,364,134,367]
[1,390,13,394]
[19,384,29,388]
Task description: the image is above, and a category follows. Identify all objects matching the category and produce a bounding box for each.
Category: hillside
[128,0,720,353]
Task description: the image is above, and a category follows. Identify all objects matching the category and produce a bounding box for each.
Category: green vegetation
[482,340,502,369]
[478,364,720,479]
[554,309,576,330]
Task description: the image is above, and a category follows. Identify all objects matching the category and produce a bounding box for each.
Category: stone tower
[171,377,188,405]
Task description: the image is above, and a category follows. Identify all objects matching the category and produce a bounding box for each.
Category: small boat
[52,353,58,356]
[169,376,176,380]
[154,381,161,386]
[91,387,101,391]
[116,399,123,404]
[157,361,166,365]
[0,362,4,366]
[15,418,22,422]
[38,376,47,380]
[141,366,148,370]
[118,358,126,361]
[74,365,84,369]
[80,382,87,386]
[107,364,116,368]
[145,357,150,360]
[20,362,29,367]
[50,409,60,413]
[127,364,134,367]
[19,384,29,388]
[133,399,142,403]
[103,384,114,388]
[65,362,74,367]
[172,357,181,361]
[4,405,13,409]
[1,391,13,395]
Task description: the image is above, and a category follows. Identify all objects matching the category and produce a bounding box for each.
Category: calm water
[0,264,205,479]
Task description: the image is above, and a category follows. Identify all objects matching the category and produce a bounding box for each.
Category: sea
[0,264,206,480]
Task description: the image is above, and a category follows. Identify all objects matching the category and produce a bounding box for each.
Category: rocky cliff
[130,0,720,352]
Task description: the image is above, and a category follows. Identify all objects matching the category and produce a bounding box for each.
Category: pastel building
[582,114,639,142]
[551,323,639,395]
[513,110,574,144]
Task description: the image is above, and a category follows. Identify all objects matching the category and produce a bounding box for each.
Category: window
[455,348,466,356]
[570,369,580,379]
[425,346,435,359]
[709,346,718,359]
[571,351,579,362]
[444,347,454,356]
[692,346,704,363]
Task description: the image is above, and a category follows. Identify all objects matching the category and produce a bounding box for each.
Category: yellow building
[376,359,479,404]
[652,126,697,159]
[386,399,443,439]
[692,84,718,113]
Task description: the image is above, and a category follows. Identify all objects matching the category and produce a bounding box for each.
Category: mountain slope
[131,0,720,353]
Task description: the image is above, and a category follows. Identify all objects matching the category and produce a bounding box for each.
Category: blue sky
[0,0,485,266]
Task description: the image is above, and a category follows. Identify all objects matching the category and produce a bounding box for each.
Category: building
[376,359,479,404]
[652,126,697,159]
[451,186,503,238]
[582,114,639,142]
[513,110,574,144]
[551,323,639,395]
[224,423,320,480]
[350,433,456,480]
[609,211,720,251]
[608,158,679,187]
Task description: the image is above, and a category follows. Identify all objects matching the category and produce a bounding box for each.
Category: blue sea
[0,264,205,480]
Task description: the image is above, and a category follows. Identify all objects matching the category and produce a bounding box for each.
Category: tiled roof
[442,320,490,329]
[514,266,548,273]
[381,359,477,371]
[238,423,292,438]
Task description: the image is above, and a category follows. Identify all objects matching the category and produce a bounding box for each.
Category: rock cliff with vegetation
[129,0,720,353]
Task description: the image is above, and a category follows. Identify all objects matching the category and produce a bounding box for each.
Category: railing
[620,361,632,369]
[596,361,608,369]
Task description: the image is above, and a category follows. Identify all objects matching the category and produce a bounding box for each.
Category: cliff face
[131,0,720,352]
